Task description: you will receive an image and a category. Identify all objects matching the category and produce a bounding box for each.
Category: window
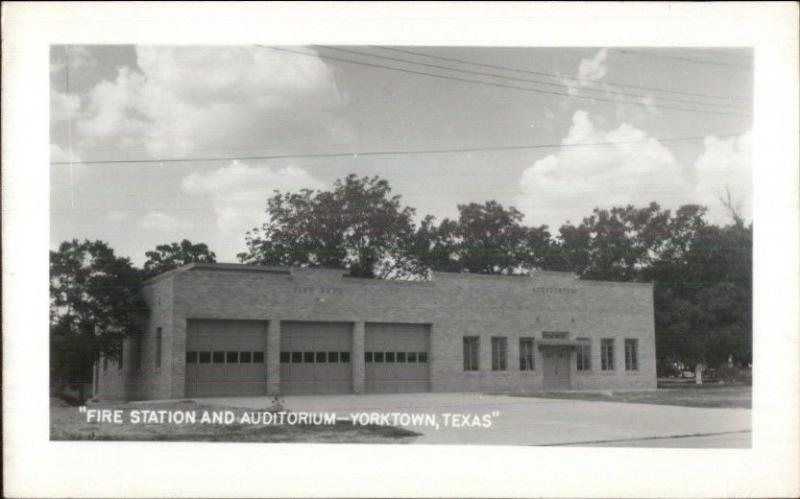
[253,351,265,363]
[625,339,639,371]
[226,351,238,363]
[315,352,326,363]
[397,352,406,363]
[365,352,373,363]
[408,352,417,363]
[199,351,211,364]
[155,327,163,367]
[519,338,535,371]
[291,352,302,363]
[280,352,290,363]
[212,351,225,364]
[240,351,252,363]
[418,352,428,363]
[543,331,568,339]
[340,352,350,363]
[491,337,507,371]
[303,352,315,363]
[374,352,384,363]
[328,351,339,363]
[386,352,396,363]
[463,336,479,371]
[136,335,144,370]
[601,339,615,371]
[576,339,591,371]
[186,351,198,364]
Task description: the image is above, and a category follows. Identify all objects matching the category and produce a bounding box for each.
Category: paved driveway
[198,392,751,447]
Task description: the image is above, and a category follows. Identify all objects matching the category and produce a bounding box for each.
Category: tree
[238,174,421,279]
[415,201,553,275]
[50,240,146,400]
[143,239,216,278]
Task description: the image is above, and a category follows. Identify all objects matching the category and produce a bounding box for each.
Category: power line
[369,46,751,103]
[50,134,738,166]
[266,47,750,118]
[317,46,749,112]
[612,49,753,69]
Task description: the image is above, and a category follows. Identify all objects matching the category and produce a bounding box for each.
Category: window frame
[519,337,535,371]
[463,336,479,371]
[601,338,615,371]
[491,336,508,371]
[155,327,163,368]
[576,338,591,372]
[625,339,639,371]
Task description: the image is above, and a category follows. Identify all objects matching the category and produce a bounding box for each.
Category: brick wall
[114,265,656,401]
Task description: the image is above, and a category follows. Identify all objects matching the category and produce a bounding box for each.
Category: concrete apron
[197,392,751,447]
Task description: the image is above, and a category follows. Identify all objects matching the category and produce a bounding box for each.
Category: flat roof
[142,262,652,289]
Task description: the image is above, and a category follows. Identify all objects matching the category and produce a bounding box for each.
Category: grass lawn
[514,383,751,409]
[50,398,420,443]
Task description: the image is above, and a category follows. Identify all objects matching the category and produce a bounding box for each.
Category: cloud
[578,48,609,83]
[51,90,81,123]
[50,45,96,73]
[75,46,349,158]
[516,112,752,228]
[564,48,609,96]
[693,131,752,222]
[139,211,183,232]
[181,160,325,235]
[517,111,689,227]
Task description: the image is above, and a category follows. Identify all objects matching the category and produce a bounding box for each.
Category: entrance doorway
[542,346,571,390]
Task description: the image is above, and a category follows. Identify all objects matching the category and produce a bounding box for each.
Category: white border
[3,2,798,498]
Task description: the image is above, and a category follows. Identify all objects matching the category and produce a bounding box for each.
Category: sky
[50,46,753,266]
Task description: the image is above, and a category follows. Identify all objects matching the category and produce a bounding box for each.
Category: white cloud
[50,45,96,73]
[76,67,148,143]
[517,112,753,228]
[693,131,752,222]
[578,48,609,83]
[517,110,688,228]
[75,46,349,158]
[50,90,81,123]
[564,48,609,96]
[139,211,183,232]
[181,160,325,235]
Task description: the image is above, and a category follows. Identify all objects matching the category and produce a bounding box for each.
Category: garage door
[185,320,268,398]
[365,323,431,393]
[279,321,353,395]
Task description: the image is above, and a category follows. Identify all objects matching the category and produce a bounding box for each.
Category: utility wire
[267,47,750,118]
[318,46,749,111]
[51,134,738,166]
[612,49,753,69]
[370,46,751,103]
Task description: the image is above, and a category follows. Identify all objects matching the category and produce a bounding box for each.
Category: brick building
[95,263,656,400]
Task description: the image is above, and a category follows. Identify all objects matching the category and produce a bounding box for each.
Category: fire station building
[95,263,656,400]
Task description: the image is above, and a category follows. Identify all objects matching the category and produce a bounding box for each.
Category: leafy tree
[143,239,216,278]
[50,240,146,401]
[416,201,553,275]
[238,174,421,279]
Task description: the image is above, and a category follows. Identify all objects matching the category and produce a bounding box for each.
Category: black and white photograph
[47,42,755,447]
[3,3,799,498]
